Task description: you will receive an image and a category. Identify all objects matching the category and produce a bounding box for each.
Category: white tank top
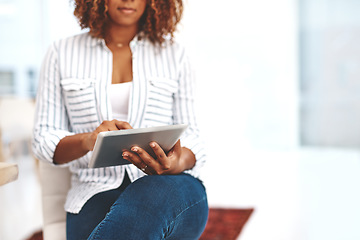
[109,82,132,122]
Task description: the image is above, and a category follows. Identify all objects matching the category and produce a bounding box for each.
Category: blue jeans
[66,173,208,240]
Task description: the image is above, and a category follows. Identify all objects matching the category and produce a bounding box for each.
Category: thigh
[88,174,209,240]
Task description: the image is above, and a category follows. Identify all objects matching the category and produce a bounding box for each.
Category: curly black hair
[73,0,183,44]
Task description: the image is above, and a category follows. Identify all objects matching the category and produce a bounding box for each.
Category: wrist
[179,147,196,171]
[80,132,93,152]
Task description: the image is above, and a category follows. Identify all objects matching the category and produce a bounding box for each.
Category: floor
[202,147,360,240]
[1,146,360,240]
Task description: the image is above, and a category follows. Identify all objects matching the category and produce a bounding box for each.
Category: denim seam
[168,195,207,228]
[88,217,107,240]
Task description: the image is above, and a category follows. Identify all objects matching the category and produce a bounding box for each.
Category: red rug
[199,208,254,240]
[26,208,254,240]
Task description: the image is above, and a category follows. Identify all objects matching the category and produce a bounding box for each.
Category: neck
[105,23,138,47]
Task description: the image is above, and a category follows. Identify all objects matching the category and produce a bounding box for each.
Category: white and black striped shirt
[32,33,206,214]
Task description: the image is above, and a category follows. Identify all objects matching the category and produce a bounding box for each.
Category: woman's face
[106,0,147,28]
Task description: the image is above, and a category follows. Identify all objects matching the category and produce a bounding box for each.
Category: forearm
[53,133,91,164]
[53,120,132,165]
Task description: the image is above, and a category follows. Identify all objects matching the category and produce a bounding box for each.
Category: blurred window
[299,0,360,148]
[0,71,15,95]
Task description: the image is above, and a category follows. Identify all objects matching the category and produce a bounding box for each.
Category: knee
[120,174,207,218]
[95,174,208,239]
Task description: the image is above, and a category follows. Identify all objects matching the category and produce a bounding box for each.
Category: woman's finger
[114,120,133,130]
[131,146,157,167]
[149,142,170,170]
[122,150,152,174]
[131,146,165,174]
[96,120,133,132]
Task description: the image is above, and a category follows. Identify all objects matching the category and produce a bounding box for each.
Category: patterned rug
[199,208,254,240]
[26,208,254,240]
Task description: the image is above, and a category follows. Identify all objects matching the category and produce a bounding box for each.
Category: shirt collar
[85,33,145,49]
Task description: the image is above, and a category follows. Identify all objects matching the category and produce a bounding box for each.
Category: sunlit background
[1,0,360,239]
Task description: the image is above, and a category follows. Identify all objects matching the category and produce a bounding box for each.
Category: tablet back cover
[88,124,187,168]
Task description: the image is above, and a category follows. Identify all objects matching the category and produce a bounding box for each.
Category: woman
[32,0,208,239]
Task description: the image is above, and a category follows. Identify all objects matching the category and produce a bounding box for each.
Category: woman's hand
[122,140,196,175]
[54,120,132,164]
[83,120,132,151]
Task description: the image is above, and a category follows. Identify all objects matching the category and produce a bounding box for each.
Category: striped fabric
[31,33,206,214]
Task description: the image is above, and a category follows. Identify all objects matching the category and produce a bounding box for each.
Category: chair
[38,161,71,240]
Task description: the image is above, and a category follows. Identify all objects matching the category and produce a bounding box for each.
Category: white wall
[180,0,299,150]
[40,1,84,52]
[179,1,300,239]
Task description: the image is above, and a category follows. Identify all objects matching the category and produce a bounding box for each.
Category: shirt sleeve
[173,47,207,179]
[31,42,74,164]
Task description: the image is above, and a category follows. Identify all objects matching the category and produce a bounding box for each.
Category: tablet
[88,124,188,168]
